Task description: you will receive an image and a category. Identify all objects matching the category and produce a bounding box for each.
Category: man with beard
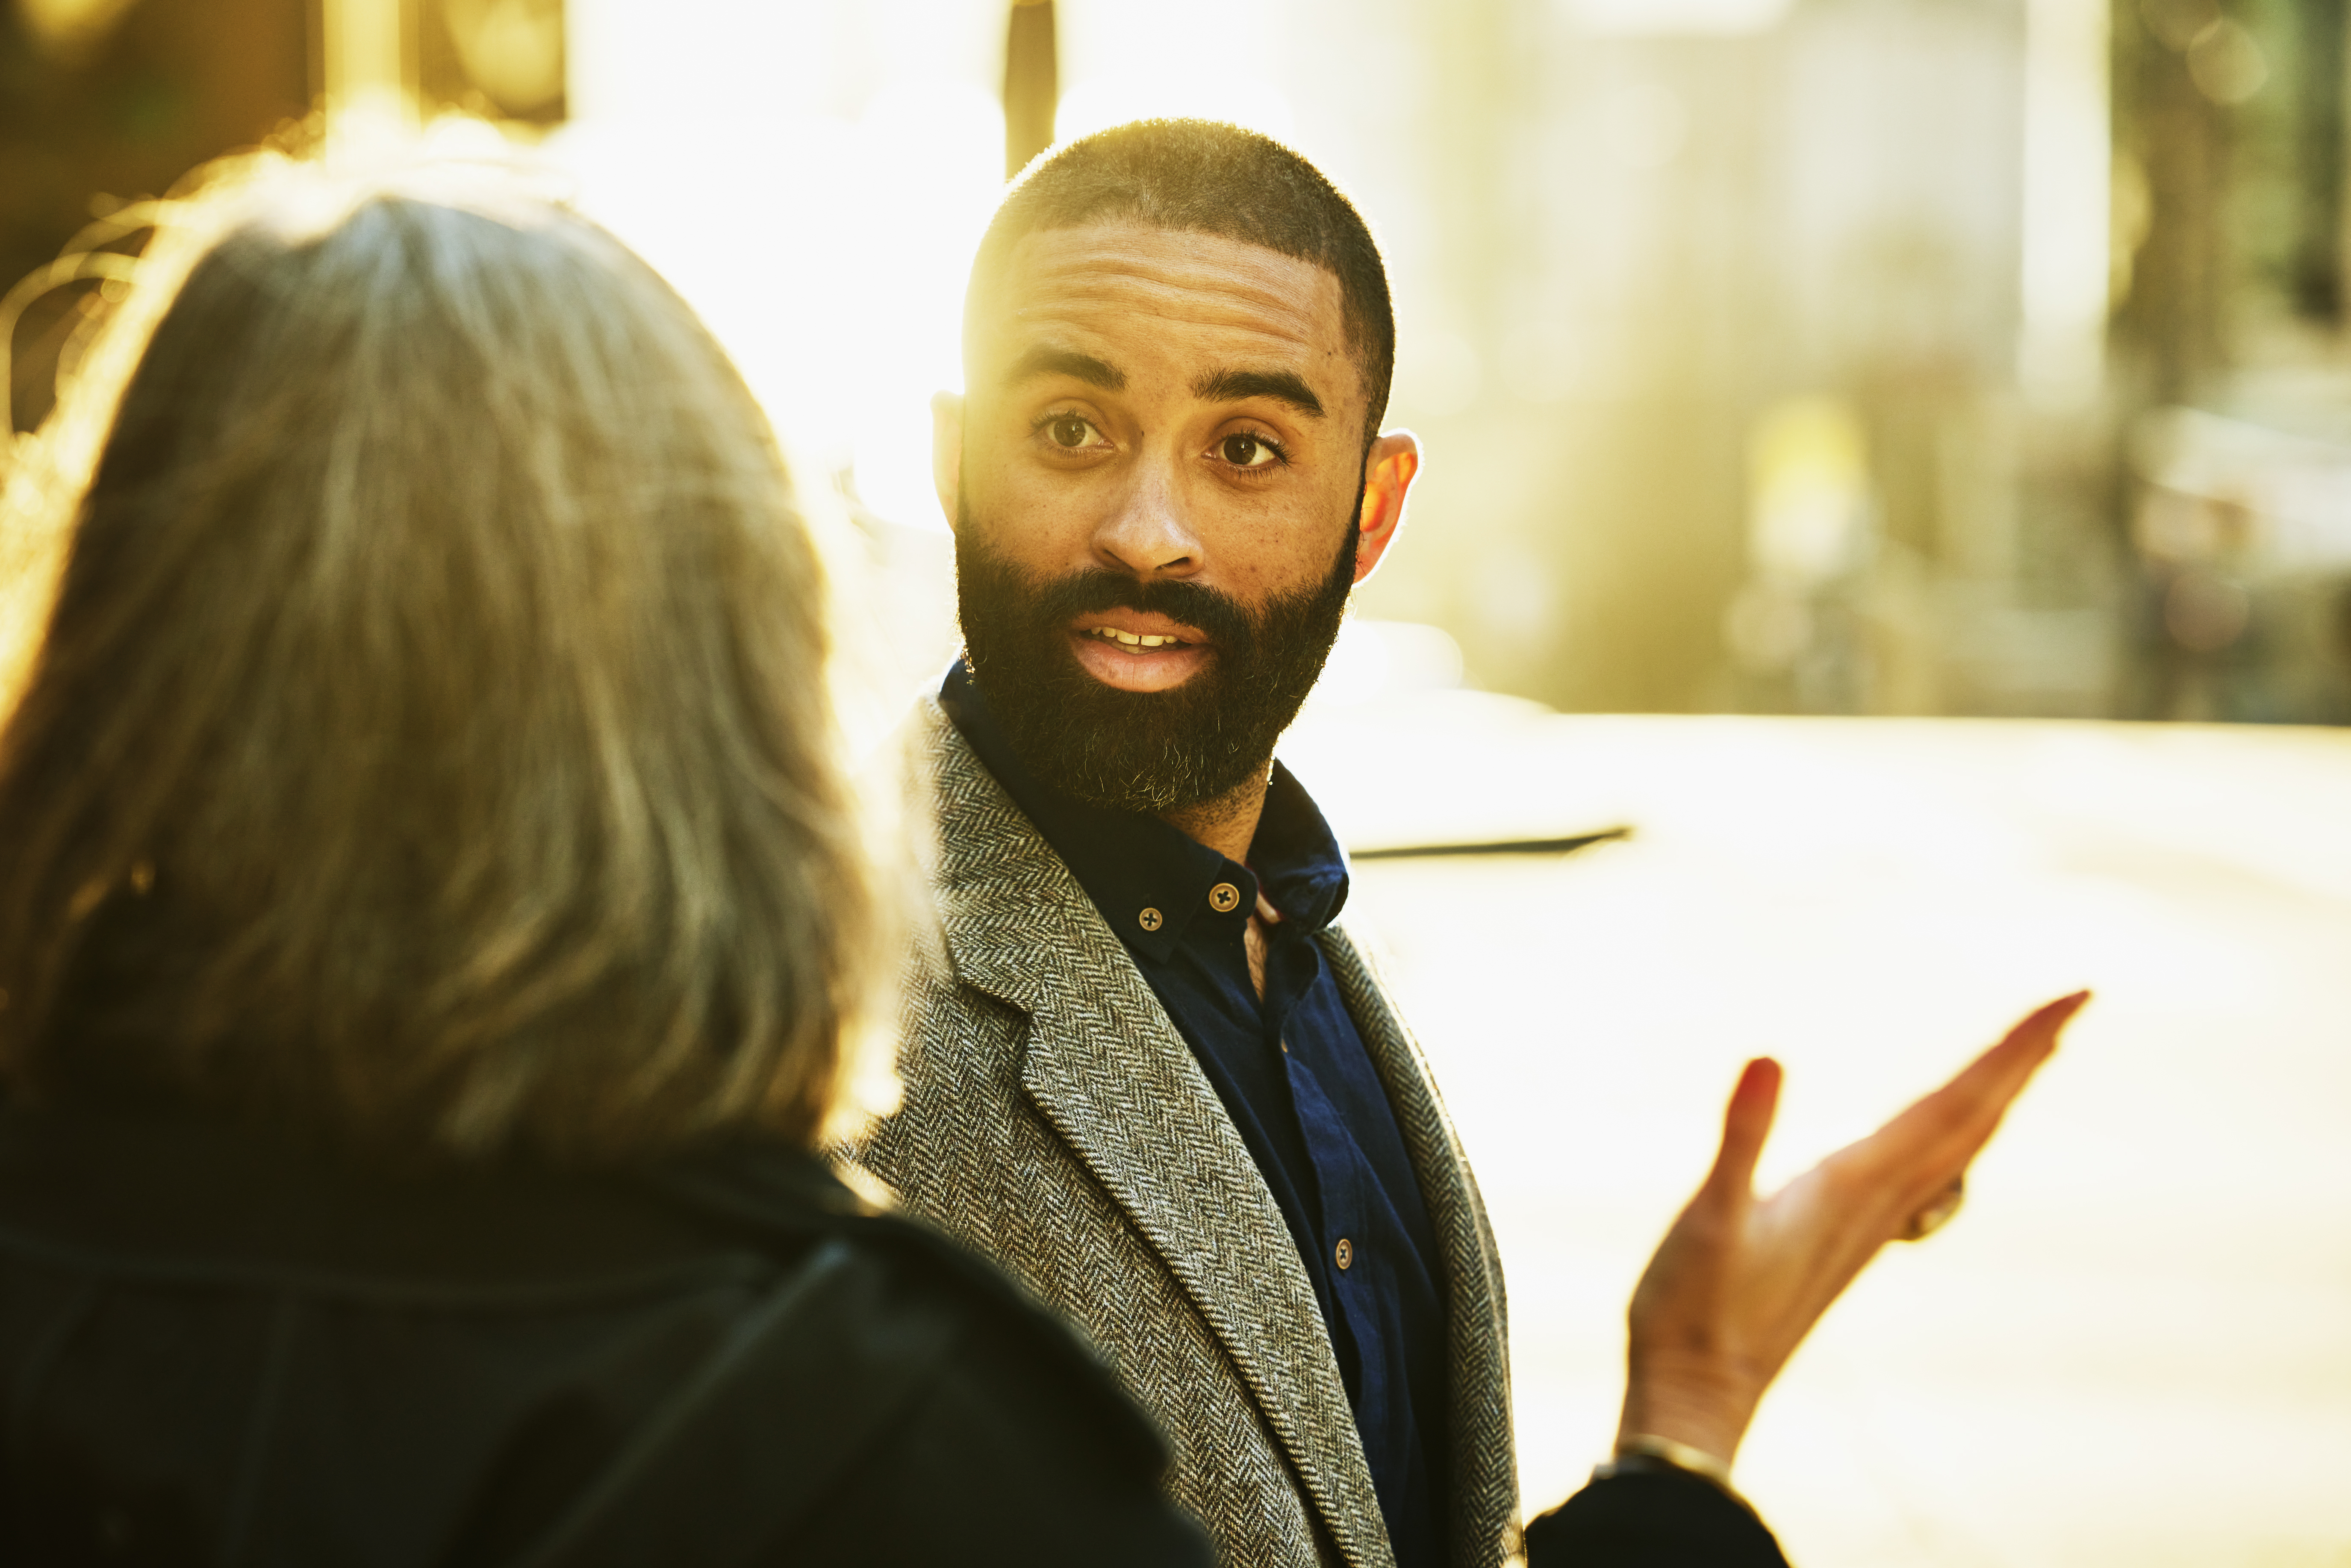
[854,120,2078,1568]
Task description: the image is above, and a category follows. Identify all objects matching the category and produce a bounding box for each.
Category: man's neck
[1158,767,1272,865]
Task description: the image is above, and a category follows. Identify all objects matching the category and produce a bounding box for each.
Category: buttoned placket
[1246,882,1377,1315]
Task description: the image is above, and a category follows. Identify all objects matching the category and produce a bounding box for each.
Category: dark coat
[0,1106,1213,1568]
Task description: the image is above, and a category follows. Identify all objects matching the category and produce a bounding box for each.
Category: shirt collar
[940,660,1350,962]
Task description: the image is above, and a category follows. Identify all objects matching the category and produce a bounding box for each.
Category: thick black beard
[955,514,1358,815]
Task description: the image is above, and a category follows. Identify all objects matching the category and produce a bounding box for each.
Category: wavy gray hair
[0,153,897,1163]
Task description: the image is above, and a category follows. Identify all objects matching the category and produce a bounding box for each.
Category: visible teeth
[1089,627,1182,649]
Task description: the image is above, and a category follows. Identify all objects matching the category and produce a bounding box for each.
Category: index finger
[1868,989,2089,1173]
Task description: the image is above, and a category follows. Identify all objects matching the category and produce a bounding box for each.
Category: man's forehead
[977,222,1351,381]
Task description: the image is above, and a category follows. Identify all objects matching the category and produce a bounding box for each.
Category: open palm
[1616,991,2090,1463]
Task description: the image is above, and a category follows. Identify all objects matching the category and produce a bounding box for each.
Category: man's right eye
[1042,414,1102,449]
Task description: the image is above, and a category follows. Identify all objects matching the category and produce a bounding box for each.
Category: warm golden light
[11,0,138,58]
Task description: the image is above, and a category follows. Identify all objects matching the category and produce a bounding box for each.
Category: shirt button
[1137,906,1163,932]
[1335,1238,1354,1271]
[1208,881,1242,913]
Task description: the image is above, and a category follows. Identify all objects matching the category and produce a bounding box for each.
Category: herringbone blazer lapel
[1321,924,1522,1568]
[923,703,1394,1568]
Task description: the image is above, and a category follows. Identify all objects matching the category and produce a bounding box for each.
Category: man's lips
[1066,614,1214,692]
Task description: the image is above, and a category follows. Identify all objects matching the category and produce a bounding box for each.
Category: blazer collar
[919,698,1394,1568]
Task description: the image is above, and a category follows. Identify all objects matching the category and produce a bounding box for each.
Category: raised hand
[1614,991,2091,1467]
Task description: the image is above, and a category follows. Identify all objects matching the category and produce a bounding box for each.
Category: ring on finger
[1899,1177,1965,1242]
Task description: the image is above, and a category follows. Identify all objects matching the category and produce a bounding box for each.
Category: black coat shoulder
[0,1110,1212,1568]
[544,1148,1215,1568]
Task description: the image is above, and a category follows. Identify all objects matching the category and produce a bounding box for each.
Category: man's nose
[1091,462,1202,580]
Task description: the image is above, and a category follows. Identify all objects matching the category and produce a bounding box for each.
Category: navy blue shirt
[942,664,1450,1568]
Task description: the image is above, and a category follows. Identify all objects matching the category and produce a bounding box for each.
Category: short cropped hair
[0,156,893,1164]
[968,120,1396,439]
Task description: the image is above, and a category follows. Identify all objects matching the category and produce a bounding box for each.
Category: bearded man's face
[940,222,1415,814]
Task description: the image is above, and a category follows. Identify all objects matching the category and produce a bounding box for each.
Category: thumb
[1702,1057,1781,1206]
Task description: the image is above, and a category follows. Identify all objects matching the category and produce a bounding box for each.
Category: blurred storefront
[1327,0,2351,726]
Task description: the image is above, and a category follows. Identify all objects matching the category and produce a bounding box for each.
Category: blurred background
[5,2,2349,1565]
[15,0,2351,723]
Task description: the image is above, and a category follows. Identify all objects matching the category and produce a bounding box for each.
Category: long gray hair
[0,154,896,1163]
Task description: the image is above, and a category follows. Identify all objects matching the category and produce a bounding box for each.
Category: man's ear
[1352,430,1420,584]
[931,391,965,530]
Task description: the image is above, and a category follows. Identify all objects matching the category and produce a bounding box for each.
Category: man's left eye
[1218,433,1282,468]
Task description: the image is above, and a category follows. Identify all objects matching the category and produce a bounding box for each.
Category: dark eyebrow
[1190,368,1326,419]
[1003,345,1125,391]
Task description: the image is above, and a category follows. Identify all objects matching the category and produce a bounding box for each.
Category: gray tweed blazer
[854,703,1519,1568]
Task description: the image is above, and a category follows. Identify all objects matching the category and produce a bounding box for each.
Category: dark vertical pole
[1003,0,1056,179]
[307,0,327,108]
[2112,0,2227,406]
[2292,0,2346,321]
